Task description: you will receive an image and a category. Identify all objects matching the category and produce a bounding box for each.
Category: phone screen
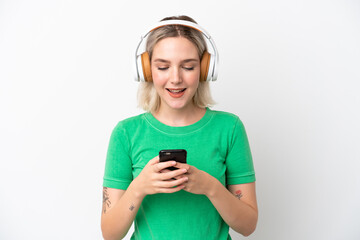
[159,149,187,170]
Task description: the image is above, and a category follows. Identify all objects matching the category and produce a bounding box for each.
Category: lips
[166,88,186,98]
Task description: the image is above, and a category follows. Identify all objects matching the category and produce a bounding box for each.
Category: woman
[101,15,258,240]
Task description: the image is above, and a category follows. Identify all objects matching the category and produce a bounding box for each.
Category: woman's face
[151,37,201,112]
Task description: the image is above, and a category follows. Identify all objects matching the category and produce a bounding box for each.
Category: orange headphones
[134,20,219,82]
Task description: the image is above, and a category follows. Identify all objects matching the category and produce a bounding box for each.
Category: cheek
[152,72,161,82]
[151,68,167,83]
[152,72,166,87]
[188,73,201,87]
[187,69,201,83]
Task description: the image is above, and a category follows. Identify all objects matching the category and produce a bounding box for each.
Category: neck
[153,104,206,127]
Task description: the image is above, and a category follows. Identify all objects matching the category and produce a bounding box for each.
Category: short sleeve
[103,122,133,190]
[225,118,256,185]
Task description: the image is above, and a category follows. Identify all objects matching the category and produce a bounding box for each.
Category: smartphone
[159,149,187,170]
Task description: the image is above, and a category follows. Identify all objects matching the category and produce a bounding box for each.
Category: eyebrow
[153,58,199,63]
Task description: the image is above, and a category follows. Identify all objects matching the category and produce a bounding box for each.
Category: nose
[170,67,182,84]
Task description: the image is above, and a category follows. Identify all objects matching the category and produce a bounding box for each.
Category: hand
[174,162,215,196]
[132,156,189,198]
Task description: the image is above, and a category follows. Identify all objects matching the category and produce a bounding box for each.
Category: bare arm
[175,162,258,237]
[207,181,258,236]
[101,184,144,240]
[101,157,188,240]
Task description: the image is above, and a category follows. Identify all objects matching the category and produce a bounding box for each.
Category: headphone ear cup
[200,51,211,82]
[141,52,153,82]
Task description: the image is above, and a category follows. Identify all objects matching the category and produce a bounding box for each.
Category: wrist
[205,174,221,198]
[128,178,146,200]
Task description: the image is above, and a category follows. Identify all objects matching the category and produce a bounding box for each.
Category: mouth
[166,88,186,93]
[166,88,186,98]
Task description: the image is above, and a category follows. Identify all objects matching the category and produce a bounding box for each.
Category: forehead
[152,37,199,61]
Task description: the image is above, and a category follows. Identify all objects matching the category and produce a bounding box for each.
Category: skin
[101,37,258,240]
[151,37,203,124]
[150,37,207,126]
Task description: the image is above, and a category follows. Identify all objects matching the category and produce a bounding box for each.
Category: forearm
[206,178,258,236]
[101,180,144,240]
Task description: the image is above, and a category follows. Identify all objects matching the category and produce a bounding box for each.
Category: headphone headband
[134,19,219,82]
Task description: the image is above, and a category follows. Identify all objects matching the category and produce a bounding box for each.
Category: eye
[183,66,194,71]
[157,67,169,71]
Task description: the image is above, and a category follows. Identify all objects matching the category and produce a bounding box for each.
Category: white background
[1,0,359,239]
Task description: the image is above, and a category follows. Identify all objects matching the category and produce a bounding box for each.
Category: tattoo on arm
[102,187,111,214]
[129,203,135,211]
[235,190,243,200]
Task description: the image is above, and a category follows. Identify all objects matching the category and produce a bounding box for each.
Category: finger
[159,168,187,180]
[167,173,187,180]
[157,176,188,188]
[174,162,191,172]
[157,184,185,194]
[160,169,179,180]
[147,156,160,166]
[154,160,177,172]
[160,169,171,174]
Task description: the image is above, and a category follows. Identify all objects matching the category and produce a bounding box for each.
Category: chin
[167,103,187,110]
[164,100,190,110]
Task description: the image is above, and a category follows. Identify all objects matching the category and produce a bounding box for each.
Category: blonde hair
[137,15,215,113]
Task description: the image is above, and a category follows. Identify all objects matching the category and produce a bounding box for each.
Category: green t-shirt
[103,108,255,240]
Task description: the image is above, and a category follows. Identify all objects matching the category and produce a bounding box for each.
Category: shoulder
[111,113,148,134]
[208,109,248,137]
[209,109,244,126]
[119,113,147,126]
